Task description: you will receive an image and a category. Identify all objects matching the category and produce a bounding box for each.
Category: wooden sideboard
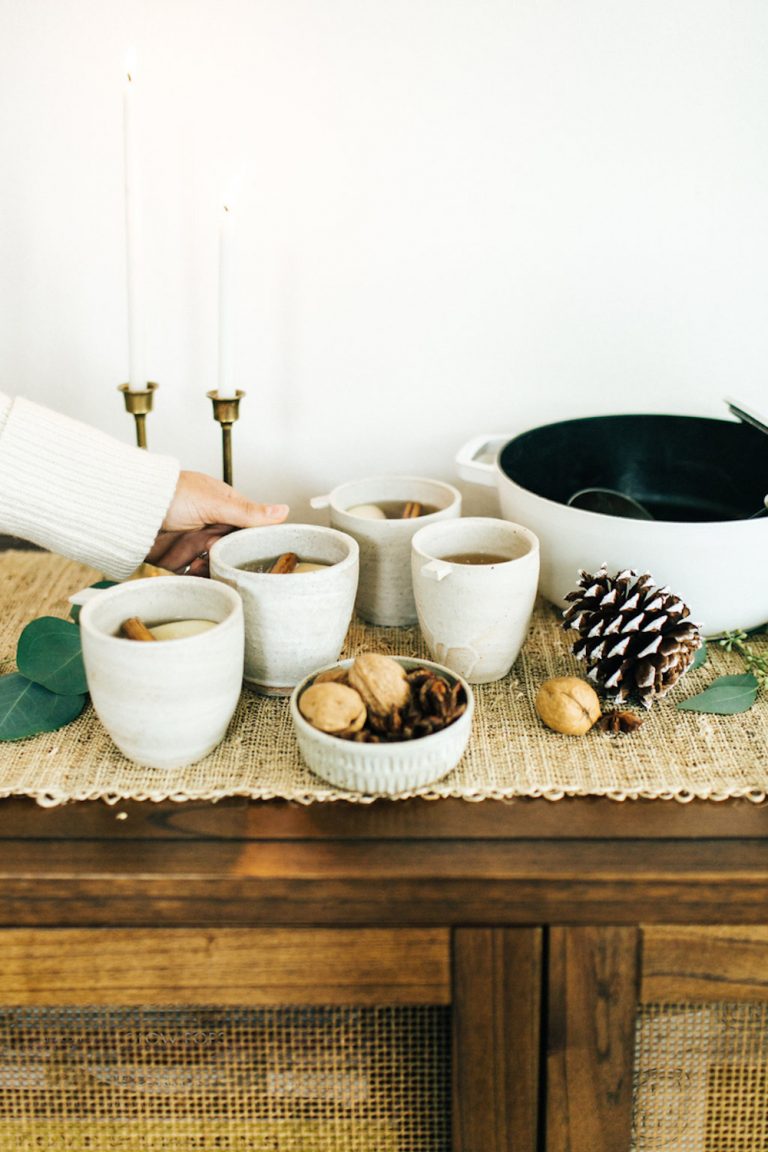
[0,794,767,1151]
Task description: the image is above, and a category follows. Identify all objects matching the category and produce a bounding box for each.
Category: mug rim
[411,515,540,564]
[327,474,462,513]
[209,523,360,577]
[79,575,243,643]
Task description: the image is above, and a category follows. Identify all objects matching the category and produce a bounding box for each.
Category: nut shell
[534,676,601,736]
[313,665,350,687]
[299,682,367,735]
[348,653,410,716]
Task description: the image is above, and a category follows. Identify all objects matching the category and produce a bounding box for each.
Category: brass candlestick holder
[207,390,245,486]
[118,382,158,449]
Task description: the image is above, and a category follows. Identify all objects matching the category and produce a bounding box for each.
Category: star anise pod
[595,710,644,735]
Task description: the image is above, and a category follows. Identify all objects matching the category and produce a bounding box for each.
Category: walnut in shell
[348,653,410,716]
[299,682,366,735]
[534,676,601,736]
[313,665,350,687]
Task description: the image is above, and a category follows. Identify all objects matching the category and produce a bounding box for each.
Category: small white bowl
[290,657,474,795]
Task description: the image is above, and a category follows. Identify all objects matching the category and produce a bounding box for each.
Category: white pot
[456,416,768,637]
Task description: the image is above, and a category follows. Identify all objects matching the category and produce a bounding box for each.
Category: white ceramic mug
[311,476,462,626]
[209,524,359,694]
[79,576,244,769]
[411,517,540,683]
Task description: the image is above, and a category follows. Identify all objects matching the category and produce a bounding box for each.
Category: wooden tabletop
[0,794,765,928]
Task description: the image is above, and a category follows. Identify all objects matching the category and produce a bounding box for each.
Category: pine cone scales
[562,566,702,708]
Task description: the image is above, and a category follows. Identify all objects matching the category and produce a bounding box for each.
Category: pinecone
[562,566,702,708]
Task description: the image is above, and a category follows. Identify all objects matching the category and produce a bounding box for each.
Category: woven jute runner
[0,552,766,807]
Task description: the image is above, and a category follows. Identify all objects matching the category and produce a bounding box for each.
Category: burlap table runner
[0,552,765,806]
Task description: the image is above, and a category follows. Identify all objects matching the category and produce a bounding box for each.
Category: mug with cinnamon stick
[79,576,244,769]
[310,476,462,626]
[209,524,359,695]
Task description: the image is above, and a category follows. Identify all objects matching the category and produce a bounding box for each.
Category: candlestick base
[118,382,158,449]
[207,390,245,487]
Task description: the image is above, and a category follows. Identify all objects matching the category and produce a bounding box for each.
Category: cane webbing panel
[0,552,766,806]
[0,1005,451,1150]
[633,1003,768,1151]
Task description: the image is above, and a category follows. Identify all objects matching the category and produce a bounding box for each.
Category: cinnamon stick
[402,501,422,519]
[120,617,157,642]
[269,552,299,574]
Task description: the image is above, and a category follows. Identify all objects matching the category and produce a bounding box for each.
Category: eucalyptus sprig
[676,626,767,715]
[718,629,768,692]
[0,581,115,741]
[0,617,88,740]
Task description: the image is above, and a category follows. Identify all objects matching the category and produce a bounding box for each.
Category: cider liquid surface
[347,500,438,519]
[440,551,513,565]
[236,557,330,573]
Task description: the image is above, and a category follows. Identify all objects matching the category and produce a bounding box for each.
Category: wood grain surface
[641,924,768,1001]
[547,926,639,1152]
[0,926,450,1006]
[452,927,542,1152]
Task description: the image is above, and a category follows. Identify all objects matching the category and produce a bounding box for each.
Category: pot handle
[725,397,768,438]
[455,434,510,487]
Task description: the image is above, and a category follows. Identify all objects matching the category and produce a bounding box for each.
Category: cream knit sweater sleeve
[0,392,180,579]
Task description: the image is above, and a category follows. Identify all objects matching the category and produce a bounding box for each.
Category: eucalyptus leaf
[16,617,88,696]
[0,673,86,741]
[691,641,708,670]
[676,673,758,715]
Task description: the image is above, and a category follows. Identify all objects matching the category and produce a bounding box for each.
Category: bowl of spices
[290,652,473,794]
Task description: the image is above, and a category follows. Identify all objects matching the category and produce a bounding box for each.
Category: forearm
[0,392,179,579]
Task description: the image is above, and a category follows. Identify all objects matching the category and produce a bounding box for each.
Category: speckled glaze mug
[79,576,244,769]
[210,524,359,695]
[411,517,540,683]
[311,476,462,626]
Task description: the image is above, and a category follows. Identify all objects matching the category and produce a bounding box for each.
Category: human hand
[146,470,289,577]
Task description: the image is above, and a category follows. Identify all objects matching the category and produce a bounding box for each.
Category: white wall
[2,0,767,520]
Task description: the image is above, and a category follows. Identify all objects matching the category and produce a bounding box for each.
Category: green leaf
[677,673,759,715]
[0,673,86,741]
[691,641,708,670]
[69,581,116,623]
[16,617,88,696]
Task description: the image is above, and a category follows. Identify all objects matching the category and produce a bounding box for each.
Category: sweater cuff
[0,396,180,579]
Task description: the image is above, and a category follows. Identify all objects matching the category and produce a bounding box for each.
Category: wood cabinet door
[546,925,768,1152]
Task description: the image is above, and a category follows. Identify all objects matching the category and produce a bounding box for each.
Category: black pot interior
[498,415,768,522]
